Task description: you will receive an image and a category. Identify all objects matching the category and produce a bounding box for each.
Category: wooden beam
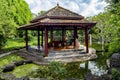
[85,28,89,53]
[25,30,28,50]
[44,27,48,57]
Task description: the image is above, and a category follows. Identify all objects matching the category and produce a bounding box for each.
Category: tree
[3,0,32,25]
[89,0,120,53]
[105,0,120,53]
[0,0,32,38]
[38,10,46,16]
[90,12,112,51]
[0,0,32,49]
[0,27,6,50]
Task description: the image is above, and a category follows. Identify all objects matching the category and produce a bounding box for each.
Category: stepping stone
[14,60,24,66]
[2,64,15,72]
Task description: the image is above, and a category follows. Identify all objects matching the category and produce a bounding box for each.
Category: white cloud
[25,0,108,17]
[68,1,80,13]
[80,0,108,17]
[25,0,34,4]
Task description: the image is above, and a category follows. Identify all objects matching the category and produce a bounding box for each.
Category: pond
[65,52,109,79]
[0,52,109,79]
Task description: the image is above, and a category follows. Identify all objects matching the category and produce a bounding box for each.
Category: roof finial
[57,2,59,6]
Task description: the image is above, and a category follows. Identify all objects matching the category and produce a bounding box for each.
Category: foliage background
[0,0,32,50]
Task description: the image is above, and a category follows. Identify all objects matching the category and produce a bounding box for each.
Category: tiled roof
[19,5,96,30]
[30,5,84,23]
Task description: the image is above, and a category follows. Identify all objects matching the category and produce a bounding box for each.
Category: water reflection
[65,52,109,79]
[65,62,91,79]
[80,61,107,76]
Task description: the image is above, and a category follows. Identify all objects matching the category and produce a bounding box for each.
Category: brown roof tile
[30,5,84,23]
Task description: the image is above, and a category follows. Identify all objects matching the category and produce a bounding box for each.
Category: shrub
[29,61,67,79]
[48,61,67,79]
[29,66,49,78]
[104,43,109,52]
[108,38,120,56]
[0,28,6,50]
[112,68,120,80]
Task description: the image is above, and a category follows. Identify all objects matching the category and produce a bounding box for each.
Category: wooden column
[85,61,89,72]
[74,27,77,49]
[25,29,28,50]
[41,30,43,46]
[44,27,48,57]
[85,28,89,53]
[47,30,49,46]
[62,28,65,46]
[50,28,53,47]
[37,29,40,51]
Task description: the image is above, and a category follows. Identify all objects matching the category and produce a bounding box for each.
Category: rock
[75,39,80,49]
[65,78,79,80]
[14,76,29,80]
[110,53,120,68]
[0,78,5,80]
[101,74,111,80]
[107,68,112,74]
[2,64,15,72]
[107,59,110,68]
[85,73,102,80]
[85,73,96,80]
[30,78,47,80]
[0,73,16,80]
[14,60,24,66]
[24,60,33,64]
[84,73,110,80]
[39,78,48,80]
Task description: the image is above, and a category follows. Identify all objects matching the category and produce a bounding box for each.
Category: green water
[0,52,109,79]
[64,52,109,79]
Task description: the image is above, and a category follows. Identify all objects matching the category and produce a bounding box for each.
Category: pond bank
[45,50,97,63]
[0,50,17,58]
[17,48,97,64]
[0,51,109,79]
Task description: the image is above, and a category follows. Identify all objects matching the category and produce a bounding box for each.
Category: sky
[25,0,108,17]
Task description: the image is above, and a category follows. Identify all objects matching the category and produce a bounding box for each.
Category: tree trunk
[89,34,92,46]
[101,36,104,51]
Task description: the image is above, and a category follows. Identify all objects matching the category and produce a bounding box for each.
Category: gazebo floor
[20,45,97,63]
[45,47,97,63]
[49,45,74,51]
[30,45,77,52]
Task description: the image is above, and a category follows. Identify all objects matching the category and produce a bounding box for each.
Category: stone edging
[0,50,18,58]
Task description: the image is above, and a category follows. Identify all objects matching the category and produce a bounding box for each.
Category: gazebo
[19,4,96,57]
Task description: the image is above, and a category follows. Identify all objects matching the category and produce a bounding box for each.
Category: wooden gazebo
[19,4,96,57]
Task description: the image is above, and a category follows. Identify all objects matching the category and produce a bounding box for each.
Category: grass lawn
[3,39,25,50]
[90,43,102,51]
[2,37,102,53]
[2,37,51,52]
[81,42,102,51]
[0,53,24,68]
[12,64,40,78]
[0,53,40,78]
[2,38,37,52]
